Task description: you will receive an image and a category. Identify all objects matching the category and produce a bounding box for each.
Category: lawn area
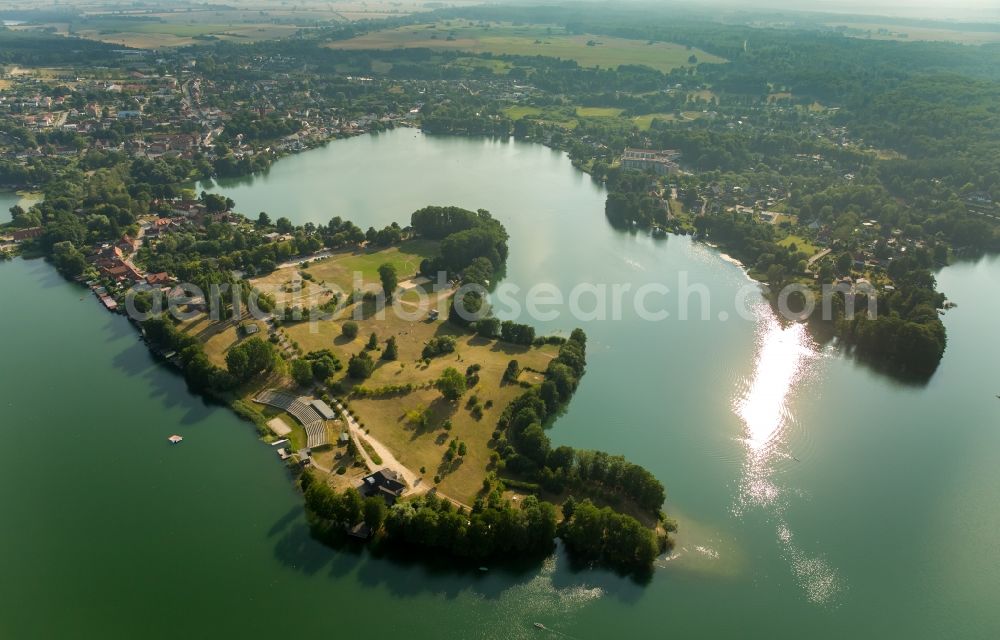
[447,57,513,74]
[326,21,725,72]
[502,105,545,119]
[778,234,820,257]
[303,238,437,294]
[502,104,578,128]
[632,113,677,130]
[575,106,624,118]
[631,111,706,129]
[247,238,438,308]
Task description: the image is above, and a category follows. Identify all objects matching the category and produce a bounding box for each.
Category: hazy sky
[694,0,1000,22]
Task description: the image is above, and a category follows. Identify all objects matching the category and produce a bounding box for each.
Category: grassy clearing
[303,238,437,293]
[575,106,624,118]
[632,113,677,129]
[502,104,578,128]
[447,57,513,74]
[247,238,438,309]
[502,105,545,119]
[778,234,820,257]
[327,21,724,72]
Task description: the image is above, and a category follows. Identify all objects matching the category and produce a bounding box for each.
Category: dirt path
[333,399,429,496]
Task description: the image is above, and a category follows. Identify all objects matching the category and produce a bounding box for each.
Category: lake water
[2,129,998,637]
[0,190,41,224]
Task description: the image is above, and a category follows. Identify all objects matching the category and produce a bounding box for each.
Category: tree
[291,359,313,387]
[256,211,271,228]
[378,262,398,301]
[348,351,375,380]
[435,367,467,401]
[382,336,398,361]
[363,496,388,531]
[341,321,359,339]
[503,359,520,384]
[276,217,293,233]
[226,337,276,382]
[476,316,501,339]
[51,241,87,277]
[835,251,853,276]
[366,332,379,350]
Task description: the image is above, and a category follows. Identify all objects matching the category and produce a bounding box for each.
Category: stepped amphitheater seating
[255,390,329,449]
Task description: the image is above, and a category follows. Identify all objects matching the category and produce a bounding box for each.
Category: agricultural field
[327,20,725,72]
[13,10,314,48]
[826,21,1000,44]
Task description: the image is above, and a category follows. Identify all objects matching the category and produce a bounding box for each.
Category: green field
[778,234,820,257]
[327,20,725,72]
[303,238,438,292]
[52,15,303,48]
[575,106,624,118]
[501,104,578,128]
[632,111,707,129]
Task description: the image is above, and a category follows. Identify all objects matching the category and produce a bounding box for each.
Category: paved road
[807,247,831,266]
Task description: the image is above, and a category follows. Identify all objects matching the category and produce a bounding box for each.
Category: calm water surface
[2,130,998,638]
[0,190,41,224]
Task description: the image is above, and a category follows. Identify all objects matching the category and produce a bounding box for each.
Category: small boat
[167,435,183,444]
[533,623,546,630]
[478,566,489,572]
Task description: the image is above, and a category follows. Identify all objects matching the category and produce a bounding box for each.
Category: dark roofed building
[360,469,406,504]
[11,227,44,242]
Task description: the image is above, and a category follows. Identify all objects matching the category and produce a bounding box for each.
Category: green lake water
[2,129,998,638]
[0,190,41,224]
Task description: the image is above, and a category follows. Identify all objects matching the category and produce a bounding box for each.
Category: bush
[342,321,359,339]
[422,335,456,359]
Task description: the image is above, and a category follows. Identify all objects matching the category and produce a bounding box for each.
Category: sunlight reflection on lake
[732,306,844,605]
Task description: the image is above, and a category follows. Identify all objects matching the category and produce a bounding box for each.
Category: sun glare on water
[732,309,845,605]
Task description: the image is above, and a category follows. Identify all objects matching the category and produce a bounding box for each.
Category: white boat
[167,435,183,444]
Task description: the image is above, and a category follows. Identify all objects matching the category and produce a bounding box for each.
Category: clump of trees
[422,335,456,359]
[435,367,467,401]
[383,490,557,561]
[225,337,278,383]
[560,499,662,574]
[142,317,236,393]
[347,350,376,380]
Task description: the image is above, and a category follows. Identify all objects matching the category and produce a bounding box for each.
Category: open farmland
[327,20,725,72]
